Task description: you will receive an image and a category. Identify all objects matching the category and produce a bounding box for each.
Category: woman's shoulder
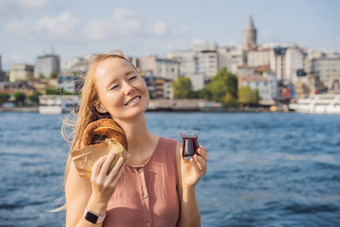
[158,136,182,149]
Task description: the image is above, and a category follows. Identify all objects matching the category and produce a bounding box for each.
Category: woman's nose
[123,83,135,95]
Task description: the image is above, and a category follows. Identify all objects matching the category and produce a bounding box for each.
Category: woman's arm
[175,142,207,227]
[65,152,125,227]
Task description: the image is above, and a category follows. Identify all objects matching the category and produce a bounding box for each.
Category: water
[1,112,340,226]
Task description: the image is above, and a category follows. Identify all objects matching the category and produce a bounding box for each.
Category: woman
[64,50,207,226]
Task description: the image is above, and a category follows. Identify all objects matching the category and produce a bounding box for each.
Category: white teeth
[127,97,140,105]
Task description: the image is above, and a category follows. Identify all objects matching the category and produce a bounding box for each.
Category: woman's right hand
[90,152,125,204]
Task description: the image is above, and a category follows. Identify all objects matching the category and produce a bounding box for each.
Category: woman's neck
[116,114,156,156]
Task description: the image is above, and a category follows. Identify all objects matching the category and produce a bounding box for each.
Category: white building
[188,74,205,91]
[285,47,304,83]
[247,48,271,67]
[155,58,180,81]
[61,57,85,73]
[34,54,60,78]
[134,56,180,81]
[9,64,34,82]
[167,43,218,78]
[312,55,340,90]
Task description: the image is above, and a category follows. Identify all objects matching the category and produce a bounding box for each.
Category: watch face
[85,211,98,224]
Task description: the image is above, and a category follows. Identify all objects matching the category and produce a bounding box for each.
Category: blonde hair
[56,50,134,211]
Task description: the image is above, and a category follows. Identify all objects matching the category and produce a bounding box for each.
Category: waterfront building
[143,75,173,99]
[133,56,180,81]
[311,55,340,91]
[188,74,205,91]
[237,65,278,103]
[34,54,60,78]
[167,43,218,78]
[238,72,277,104]
[0,81,35,96]
[9,64,34,82]
[247,48,271,67]
[0,55,6,81]
[61,57,86,74]
[217,46,244,74]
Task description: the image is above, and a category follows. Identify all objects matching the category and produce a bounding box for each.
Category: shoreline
[0,106,39,113]
[0,106,287,113]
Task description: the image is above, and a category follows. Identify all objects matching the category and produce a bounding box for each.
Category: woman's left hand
[180,145,207,188]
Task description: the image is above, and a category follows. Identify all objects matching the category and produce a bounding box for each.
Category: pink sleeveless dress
[103,137,180,227]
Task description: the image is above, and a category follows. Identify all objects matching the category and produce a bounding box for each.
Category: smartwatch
[84,208,106,224]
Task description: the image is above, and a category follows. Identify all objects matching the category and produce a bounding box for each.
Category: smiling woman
[62,50,207,227]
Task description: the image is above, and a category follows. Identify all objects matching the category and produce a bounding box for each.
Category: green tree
[0,93,10,105]
[172,77,194,99]
[252,88,261,105]
[39,73,45,79]
[46,87,59,95]
[223,93,238,108]
[14,91,26,105]
[205,67,238,102]
[50,72,58,79]
[29,91,41,104]
[238,86,261,106]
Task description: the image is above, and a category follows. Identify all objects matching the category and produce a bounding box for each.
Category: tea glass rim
[180,130,199,137]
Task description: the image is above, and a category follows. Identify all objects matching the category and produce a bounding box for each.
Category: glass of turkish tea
[180,130,199,160]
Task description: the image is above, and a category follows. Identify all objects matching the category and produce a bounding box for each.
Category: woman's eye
[110,85,119,90]
[129,76,137,81]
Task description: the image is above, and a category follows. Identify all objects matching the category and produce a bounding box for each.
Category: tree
[50,72,58,79]
[14,91,26,105]
[172,77,194,99]
[223,93,238,108]
[205,67,238,102]
[238,86,261,106]
[0,93,10,105]
[29,91,41,105]
[238,86,252,105]
[46,87,59,95]
[252,88,261,105]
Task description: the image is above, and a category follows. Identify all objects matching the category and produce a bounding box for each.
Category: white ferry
[39,95,79,114]
[289,94,340,114]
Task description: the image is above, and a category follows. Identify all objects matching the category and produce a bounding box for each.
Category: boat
[39,95,79,114]
[289,94,340,114]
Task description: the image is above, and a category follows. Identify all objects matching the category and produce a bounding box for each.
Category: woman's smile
[124,96,141,106]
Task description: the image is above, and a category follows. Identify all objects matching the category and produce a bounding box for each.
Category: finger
[99,152,116,178]
[194,154,207,174]
[199,145,206,153]
[190,157,201,173]
[91,155,107,180]
[197,148,207,161]
[107,157,124,182]
[109,159,125,186]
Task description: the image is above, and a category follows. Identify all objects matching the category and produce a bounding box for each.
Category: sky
[0,0,339,71]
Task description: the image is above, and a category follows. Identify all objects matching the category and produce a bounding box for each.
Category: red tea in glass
[181,131,199,160]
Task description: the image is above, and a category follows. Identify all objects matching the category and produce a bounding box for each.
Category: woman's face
[95,57,149,121]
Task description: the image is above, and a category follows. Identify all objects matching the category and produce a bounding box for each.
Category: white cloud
[35,12,80,39]
[113,8,137,21]
[191,38,205,46]
[19,0,49,9]
[165,40,187,52]
[151,21,167,37]
[82,9,141,41]
[6,20,29,35]
[82,20,110,42]
[179,25,190,35]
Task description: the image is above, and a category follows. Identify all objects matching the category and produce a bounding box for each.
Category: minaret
[243,15,257,50]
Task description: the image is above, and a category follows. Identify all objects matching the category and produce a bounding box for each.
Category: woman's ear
[95,102,108,113]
